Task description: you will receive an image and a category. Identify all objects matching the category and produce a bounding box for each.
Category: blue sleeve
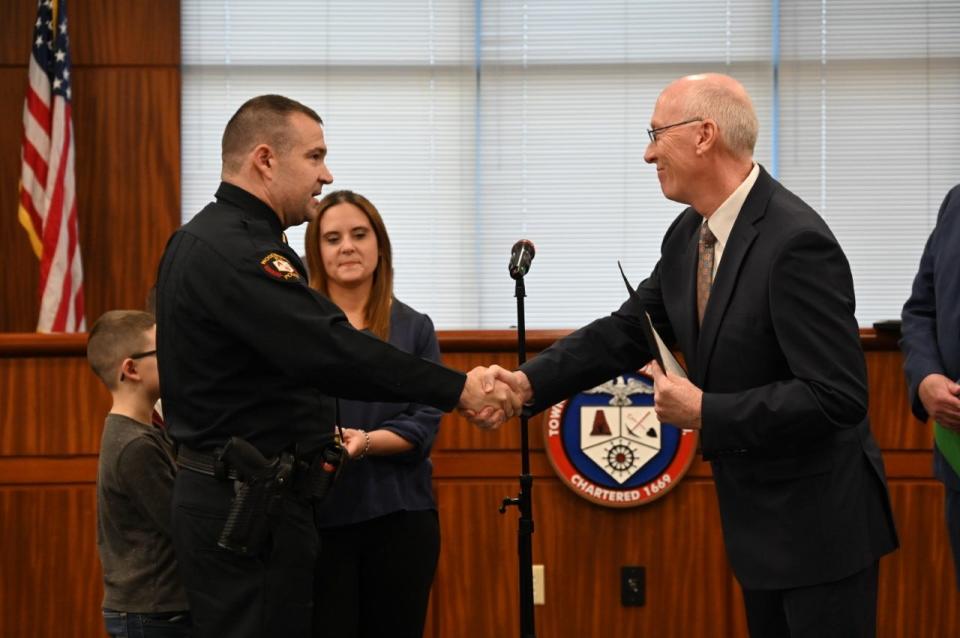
[379,312,444,463]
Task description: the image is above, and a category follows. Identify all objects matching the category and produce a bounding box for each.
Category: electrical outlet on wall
[532,564,545,605]
[621,566,645,607]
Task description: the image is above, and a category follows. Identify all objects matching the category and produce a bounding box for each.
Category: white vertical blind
[181,0,479,326]
[182,0,960,329]
[778,0,960,324]
[476,0,771,327]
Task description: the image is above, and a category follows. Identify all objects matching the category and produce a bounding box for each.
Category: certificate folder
[617,262,688,379]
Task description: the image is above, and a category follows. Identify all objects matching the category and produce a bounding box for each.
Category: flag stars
[29,4,72,100]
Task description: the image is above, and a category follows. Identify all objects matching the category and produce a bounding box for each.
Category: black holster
[217,437,294,556]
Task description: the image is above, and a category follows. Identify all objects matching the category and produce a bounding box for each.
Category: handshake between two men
[456,365,533,430]
[454,361,707,432]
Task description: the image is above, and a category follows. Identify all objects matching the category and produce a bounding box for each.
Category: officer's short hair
[221,95,323,172]
[87,310,155,390]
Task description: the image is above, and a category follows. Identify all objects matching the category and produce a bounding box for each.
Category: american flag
[17,0,84,333]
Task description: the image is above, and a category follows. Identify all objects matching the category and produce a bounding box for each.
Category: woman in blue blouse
[305,190,442,638]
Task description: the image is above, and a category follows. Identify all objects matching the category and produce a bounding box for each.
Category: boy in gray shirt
[87,310,190,637]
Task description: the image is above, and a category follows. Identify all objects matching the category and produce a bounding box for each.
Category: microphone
[508,239,536,280]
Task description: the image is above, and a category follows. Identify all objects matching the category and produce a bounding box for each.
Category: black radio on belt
[217,437,294,556]
[295,433,347,503]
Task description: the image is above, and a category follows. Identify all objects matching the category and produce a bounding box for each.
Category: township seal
[544,372,698,508]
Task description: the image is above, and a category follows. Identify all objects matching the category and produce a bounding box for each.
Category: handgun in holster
[217,437,294,556]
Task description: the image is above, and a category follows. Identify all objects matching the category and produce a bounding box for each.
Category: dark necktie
[697,222,717,326]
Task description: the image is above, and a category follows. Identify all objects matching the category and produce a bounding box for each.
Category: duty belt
[178,445,240,480]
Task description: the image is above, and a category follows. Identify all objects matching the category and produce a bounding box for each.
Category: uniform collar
[215,181,284,238]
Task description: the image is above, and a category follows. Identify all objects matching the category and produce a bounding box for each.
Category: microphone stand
[500,274,536,638]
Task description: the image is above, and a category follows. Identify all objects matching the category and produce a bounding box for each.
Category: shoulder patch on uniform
[260,252,301,282]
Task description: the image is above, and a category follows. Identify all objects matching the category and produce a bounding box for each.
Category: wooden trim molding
[0,327,898,358]
[0,333,88,357]
[0,449,934,485]
[436,329,572,352]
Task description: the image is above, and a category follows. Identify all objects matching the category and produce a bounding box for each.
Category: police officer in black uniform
[155,95,518,638]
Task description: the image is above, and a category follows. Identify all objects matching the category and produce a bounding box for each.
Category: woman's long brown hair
[305,190,394,341]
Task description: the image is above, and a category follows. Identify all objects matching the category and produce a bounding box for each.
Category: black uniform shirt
[155,182,465,456]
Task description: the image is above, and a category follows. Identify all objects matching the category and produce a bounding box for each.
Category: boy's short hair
[87,310,156,390]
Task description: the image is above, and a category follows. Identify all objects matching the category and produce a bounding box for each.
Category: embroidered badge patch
[260,253,301,281]
[544,372,698,508]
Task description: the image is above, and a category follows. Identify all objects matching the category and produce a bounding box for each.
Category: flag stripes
[17,0,84,332]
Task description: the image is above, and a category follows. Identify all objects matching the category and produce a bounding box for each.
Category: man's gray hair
[682,82,758,157]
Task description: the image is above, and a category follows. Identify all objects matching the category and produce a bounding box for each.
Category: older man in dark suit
[496,74,898,637]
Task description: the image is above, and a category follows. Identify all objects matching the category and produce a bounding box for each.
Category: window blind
[476,0,771,327]
[181,0,478,326]
[182,0,960,328]
[778,0,960,324]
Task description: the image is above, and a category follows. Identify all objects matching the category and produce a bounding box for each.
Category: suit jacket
[522,167,898,589]
[901,184,960,490]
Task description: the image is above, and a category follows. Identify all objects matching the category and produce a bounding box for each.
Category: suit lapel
[694,168,775,385]
[659,210,702,366]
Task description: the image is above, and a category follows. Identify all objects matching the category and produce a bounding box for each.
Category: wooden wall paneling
[72,66,181,321]
[0,486,102,638]
[0,1,35,66]
[0,456,98,485]
[432,449,556,480]
[878,481,960,638]
[0,0,179,67]
[432,478,748,638]
[0,355,109,456]
[867,350,932,451]
[0,66,36,332]
[530,479,743,638]
[432,481,537,637]
[71,0,180,66]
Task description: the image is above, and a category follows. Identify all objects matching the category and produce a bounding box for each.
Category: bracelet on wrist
[357,429,371,460]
